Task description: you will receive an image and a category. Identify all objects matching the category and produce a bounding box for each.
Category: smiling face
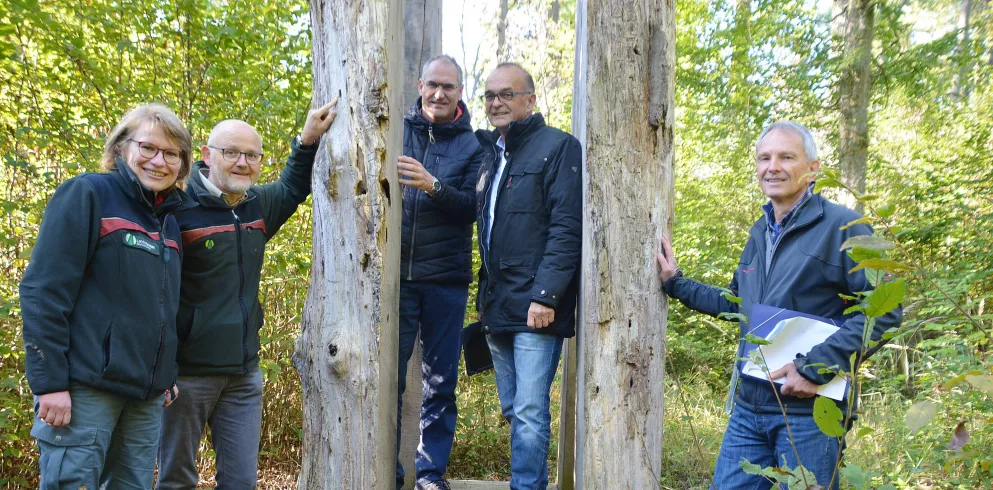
[203,120,263,200]
[483,66,536,134]
[418,59,462,124]
[755,129,820,206]
[121,123,183,192]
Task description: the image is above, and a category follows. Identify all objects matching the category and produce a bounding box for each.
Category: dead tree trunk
[834,0,874,212]
[293,0,403,487]
[398,1,442,488]
[573,0,674,487]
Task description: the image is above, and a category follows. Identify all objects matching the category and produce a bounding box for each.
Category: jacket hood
[405,98,474,139]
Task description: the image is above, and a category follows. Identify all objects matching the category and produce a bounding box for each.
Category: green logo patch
[205,239,215,249]
[122,232,160,256]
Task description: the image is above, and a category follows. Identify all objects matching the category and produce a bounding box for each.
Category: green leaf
[814,177,841,193]
[965,374,993,397]
[905,400,937,433]
[840,465,872,490]
[840,216,873,231]
[744,333,771,345]
[847,246,882,263]
[876,203,896,219]
[849,258,911,274]
[718,312,748,323]
[812,396,846,437]
[721,290,743,305]
[864,278,905,317]
[840,235,894,252]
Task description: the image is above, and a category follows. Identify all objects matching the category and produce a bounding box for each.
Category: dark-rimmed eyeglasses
[481,91,534,103]
[208,146,264,164]
[129,139,182,165]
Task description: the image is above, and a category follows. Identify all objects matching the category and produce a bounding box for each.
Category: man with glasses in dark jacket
[394,54,484,490]
[475,62,582,490]
[657,121,902,489]
[157,102,338,489]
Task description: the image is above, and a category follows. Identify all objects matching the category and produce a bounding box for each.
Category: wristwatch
[296,134,317,147]
[426,178,442,198]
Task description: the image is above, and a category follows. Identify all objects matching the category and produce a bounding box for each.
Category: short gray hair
[421,55,463,88]
[755,121,818,162]
[495,62,535,92]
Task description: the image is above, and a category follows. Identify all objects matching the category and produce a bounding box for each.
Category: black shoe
[415,479,452,490]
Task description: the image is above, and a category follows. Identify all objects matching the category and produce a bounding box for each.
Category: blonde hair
[101,104,193,184]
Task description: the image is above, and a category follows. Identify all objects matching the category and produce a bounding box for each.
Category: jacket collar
[750,187,825,243]
[111,156,196,215]
[404,98,474,139]
[476,113,546,153]
[185,161,256,209]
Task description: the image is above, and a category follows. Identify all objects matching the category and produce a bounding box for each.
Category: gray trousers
[157,369,263,490]
[33,383,164,490]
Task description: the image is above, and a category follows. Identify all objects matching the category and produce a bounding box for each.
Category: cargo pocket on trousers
[31,422,99,490]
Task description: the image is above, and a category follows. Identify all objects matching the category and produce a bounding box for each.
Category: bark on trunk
[573,0,674,487]
[834,0,874,213]
[293,0,403,487]
[398,3,442,487]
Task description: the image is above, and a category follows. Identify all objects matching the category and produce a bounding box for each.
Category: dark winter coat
[663,192,903,415]
[400,99,484,285]
[21,161,195,400]
[475,113,583,338]
[174,137,316,376]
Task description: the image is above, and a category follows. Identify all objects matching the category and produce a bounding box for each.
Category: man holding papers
[657,121,902,489]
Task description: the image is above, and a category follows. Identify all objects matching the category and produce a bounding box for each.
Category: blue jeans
[396,281,469,487]
[486,331,563,490]
[32,382,165,490]
[157,368,264,489]
[711,403,847,490]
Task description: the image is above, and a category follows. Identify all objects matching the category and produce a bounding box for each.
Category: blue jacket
[663,191,903,415]
[400,99,483,285]
[21,162,195,400]
[475,113,583,338]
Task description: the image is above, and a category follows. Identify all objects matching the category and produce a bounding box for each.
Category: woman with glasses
[20,103,196,489]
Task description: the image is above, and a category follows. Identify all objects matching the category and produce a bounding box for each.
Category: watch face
[432,180,442,192]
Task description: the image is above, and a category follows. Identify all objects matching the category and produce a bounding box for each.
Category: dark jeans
[395,280,469,487]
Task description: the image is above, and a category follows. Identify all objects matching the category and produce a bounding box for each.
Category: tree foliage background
[1,0,992,488]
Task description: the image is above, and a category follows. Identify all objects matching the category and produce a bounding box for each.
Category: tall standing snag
[573,0,675,487]
[293,0,403,488]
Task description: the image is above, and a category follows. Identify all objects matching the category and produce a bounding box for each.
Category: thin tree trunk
[403,0,443,106]
[496,0,509,61]
[294,0,403,487]
[834,0,874,213]
[952,0,973,99]
[573,0,673,486]
[730,0,752,144]
[398,3,442,487]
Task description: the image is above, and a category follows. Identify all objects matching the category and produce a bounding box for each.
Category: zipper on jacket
[233,210,250,374]
[144,215,170,399]
[406,125,433,281]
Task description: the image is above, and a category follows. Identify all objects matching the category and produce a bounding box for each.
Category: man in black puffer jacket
[394,55,483,490]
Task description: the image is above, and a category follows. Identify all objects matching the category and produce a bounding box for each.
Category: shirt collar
[199,167,225,199]
[762,183,814,229]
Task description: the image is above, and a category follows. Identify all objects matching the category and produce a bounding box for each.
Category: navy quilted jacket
[400,98,484,285]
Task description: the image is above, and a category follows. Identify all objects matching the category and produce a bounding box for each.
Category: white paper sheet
[741,316,849,401]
